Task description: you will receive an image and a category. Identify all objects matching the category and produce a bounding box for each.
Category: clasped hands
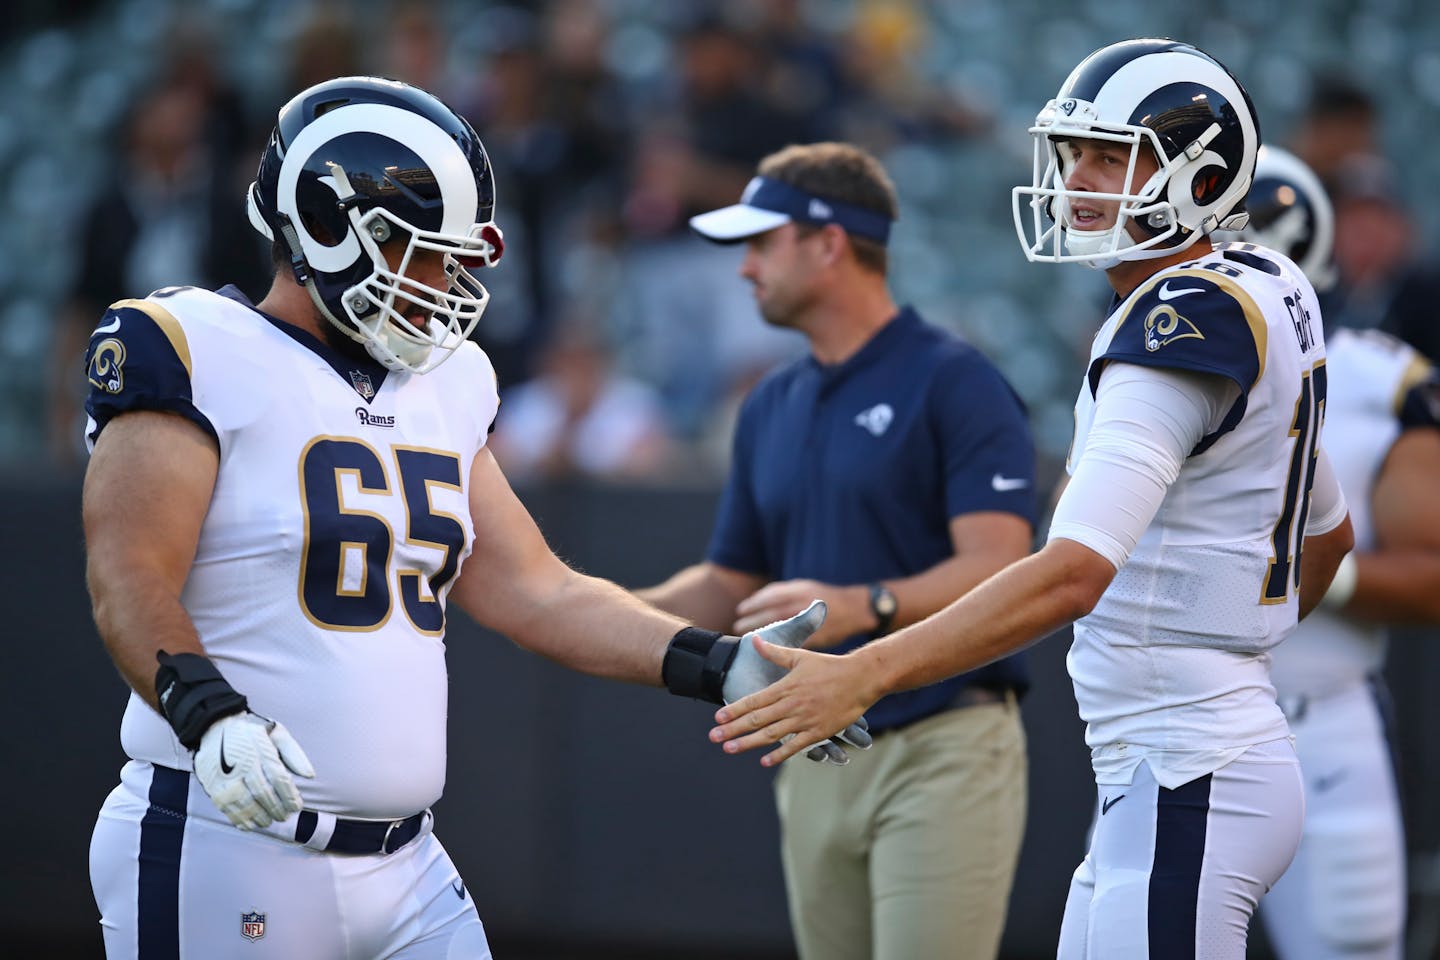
[721,600,876,765]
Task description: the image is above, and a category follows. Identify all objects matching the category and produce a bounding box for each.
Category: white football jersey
[1063,243,1333,787]
[1269,328,1436,697]
[84,286,499,819]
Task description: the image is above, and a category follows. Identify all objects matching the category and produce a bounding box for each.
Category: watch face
[873,586,897,617]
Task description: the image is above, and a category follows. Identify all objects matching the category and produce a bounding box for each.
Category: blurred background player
[707,39,1356,959]
[1237,146,1440,960]
[82,75,865,960]
[641,141,1037,960]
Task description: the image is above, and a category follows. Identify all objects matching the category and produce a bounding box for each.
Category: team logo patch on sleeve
[87,338,127,393]
[1143,305,1205,353]
[241,910,266,942]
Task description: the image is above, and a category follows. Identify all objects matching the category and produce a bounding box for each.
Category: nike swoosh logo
[1102,794,1125,815]
[94,316,121,335]
[219,731,235,775]
[452,879,466,900]
[1157,281,1205,301]
[991,474,1030,492]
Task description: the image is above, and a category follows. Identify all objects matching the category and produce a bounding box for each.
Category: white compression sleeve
[1048,363,1238,570]
[1304,444,1348,535]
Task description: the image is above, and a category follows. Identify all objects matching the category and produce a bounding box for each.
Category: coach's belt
[950,684,1012,709]
[294,808,431,855]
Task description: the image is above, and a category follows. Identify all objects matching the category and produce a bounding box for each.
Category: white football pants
[90,760,491,959]
[1261,679,1405,959]
[1057,739,1303,959]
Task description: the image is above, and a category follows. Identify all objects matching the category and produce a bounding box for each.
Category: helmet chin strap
[1063,226,1123,270]
[276,214,372,348]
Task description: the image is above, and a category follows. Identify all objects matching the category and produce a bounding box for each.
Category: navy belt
[294,809,429,855]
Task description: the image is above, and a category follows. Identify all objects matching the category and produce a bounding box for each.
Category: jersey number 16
[1262,360,1328,603]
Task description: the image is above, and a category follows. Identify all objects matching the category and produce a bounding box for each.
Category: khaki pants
[774,696,1027,960]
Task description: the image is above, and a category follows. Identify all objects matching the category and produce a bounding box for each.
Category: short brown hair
[757,142,898,275]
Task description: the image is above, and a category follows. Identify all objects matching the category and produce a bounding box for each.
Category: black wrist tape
[154,651,248,750]
[662,627,739,704]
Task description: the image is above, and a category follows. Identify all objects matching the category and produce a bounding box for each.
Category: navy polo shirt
[707,307,1037,733]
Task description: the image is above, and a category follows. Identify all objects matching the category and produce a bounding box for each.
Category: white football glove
[722,600,873,764]
[193,711,315,830]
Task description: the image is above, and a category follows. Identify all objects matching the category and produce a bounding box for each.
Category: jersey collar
[219,285,392,402]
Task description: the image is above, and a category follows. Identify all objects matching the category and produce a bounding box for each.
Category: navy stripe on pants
[1148,773,1212,959]
[138,766,188,959]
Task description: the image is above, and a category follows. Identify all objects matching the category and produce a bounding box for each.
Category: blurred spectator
[380,0,453,98]
[1322,154,1440,363]
[751,0,849,138]
[460,4,631,390]
[671,14,817,220]
[488,318,673,482]
[284,6,362,97]
[45,69,269,469]
[835,1,993,150]
[615,14,810,438]
[1291,76,1382,195]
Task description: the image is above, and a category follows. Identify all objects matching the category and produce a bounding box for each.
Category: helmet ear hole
[1195,172,1223,204]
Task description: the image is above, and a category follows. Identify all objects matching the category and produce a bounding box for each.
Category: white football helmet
[1013,38,1260,269]
[247,77,504,374]
[1230,145,1336,290]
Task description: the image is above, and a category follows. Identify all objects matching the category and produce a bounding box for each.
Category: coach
[640,141,1037,960]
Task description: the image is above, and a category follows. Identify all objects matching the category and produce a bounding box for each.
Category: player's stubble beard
[315,307,380,365]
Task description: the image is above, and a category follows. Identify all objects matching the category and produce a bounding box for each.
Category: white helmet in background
[1231,145,1336,291]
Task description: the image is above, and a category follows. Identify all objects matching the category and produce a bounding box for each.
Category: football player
[83,76,867,959]
[707,39,1357,958]
[1241,146,1440,960]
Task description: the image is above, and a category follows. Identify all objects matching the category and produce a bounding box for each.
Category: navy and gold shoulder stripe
[84,296,216,444]
[1090,267,1268,395]
[1397,358,1440,430]
[1089,266,1270,455]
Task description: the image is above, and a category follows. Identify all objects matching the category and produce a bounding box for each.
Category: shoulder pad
[84,297,214,444]
[1090,267,1266,397]
[1398,364,1440,429]
[1219,246,1284,276]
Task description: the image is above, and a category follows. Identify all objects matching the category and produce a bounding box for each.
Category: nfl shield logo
[241,910,266,942]
[350,370,375,400]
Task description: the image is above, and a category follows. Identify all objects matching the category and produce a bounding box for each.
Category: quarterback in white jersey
[1237,148,1440,960]
[84,77,868,960]
[707,40,1354,959]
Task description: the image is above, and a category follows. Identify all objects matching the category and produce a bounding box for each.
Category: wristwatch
[868,583,898,635]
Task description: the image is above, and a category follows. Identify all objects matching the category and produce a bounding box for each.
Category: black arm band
[662,627,739,704]
[154,651,248,750]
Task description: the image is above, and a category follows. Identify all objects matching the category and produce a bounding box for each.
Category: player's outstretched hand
[193,711,315,830]
[712,619,881,768]
[721,600,873,764]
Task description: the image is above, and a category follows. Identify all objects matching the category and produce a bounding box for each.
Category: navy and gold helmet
[1014,38,1260,269]
[247,76,504,373]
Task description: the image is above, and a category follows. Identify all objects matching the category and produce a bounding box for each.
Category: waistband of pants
[950,683,1014,709]
[152,764,433,855]
[288,808,433,855]
[872,683,1015,737]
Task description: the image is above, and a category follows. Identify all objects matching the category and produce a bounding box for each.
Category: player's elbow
[1331,514,1356,557]
[1062,569,1112,621]
[1045,540,1116,621]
